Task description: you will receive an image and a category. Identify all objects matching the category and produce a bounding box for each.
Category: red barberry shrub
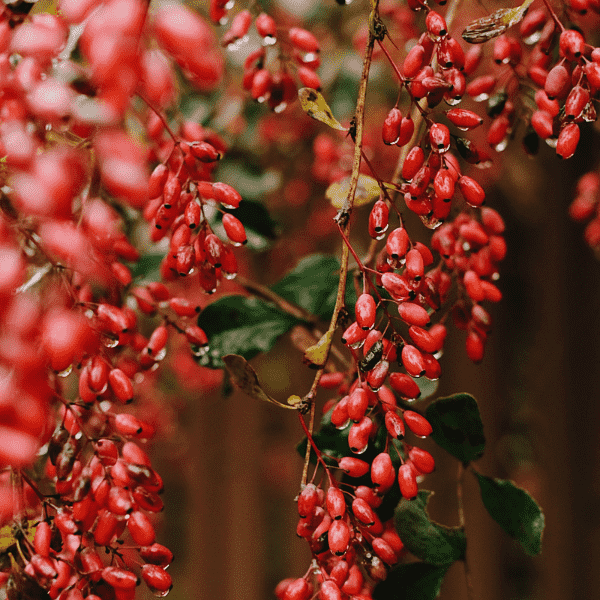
[6,0,600,596]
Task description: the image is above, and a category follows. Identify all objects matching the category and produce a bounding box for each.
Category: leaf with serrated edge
[223,355,296,409]
[426,393,485,464]
[473,472,544,555]
[326,175,381,209]
[395,490,466,565]
[299,88,347,131]
[373,562,451,600]
[462,0,534,43]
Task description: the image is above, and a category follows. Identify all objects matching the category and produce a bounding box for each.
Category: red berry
[141,564,172,593]
[398,463,418,499]
[403,410,433,437]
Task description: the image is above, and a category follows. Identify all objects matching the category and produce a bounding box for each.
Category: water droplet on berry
[472,92,490,102]
[444,97,462,107]
[150,587,171,598]
[56,364,73,377]
[102,334,119,348]
[223,271,237,280]
[352,443,368,455]
[545,137,558,149]
[263,35,277,46]
[154,348,167,361]
[419,214,443,230]
[335,419,350,431]
[493,138,508,152]
[523,31,542,45]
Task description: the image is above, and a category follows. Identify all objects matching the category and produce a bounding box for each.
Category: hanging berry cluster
[0,0,253,597]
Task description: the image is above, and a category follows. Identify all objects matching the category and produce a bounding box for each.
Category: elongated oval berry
[458,175,485,206]
[94,510,118,545]
[355,293,376,331]
[283,578,312,600]
[289,27,319,53]
[366,359,390,392]
[389,372,421,400]
[114,413,144,436]
[34,521,52,558]
[397,116,415,147]
[109,369,134,404]
[405,248,424,280]
[142,564,172,594]
[403,411,433,437]
[352,497,376,525]
[382,108,402,145]
[398,463,418,499]
[425,11,447,38]
[408,446,435,474]
[384,410,405,439]
[446,108,483,130]
[348,416,373,453]
[320,580,342,600]
[341,321,368,348]
[331,396,350,428]
[403,44,425,78]
[372,537,398,565]
[559,29,585,61]
[339,457,369,478]
[466,330,485,362]
[402,146,425,181]
[429,123,450,152]
[149,164,168,199]
[556,123,580,159]
[222,213,247,245]
[326,486,346,520]
[544,64,570,100]
[347,388,369,422]
[328,519,350,556]
[386,227,410,260]
[102,566,139,590]
[397,302,430,327]
[342,565,364,595]
[255,13,276,40]
[128,510,156,546]
[298,483,319,518]
[530,110,554,139]
[369,199,389,239]
[371,452,395,491]
[401,345,426,377]
[140,543,174,568]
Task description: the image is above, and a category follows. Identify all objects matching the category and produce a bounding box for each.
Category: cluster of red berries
[276,375,436,600]
[0,0,256,597]
[226,11,323,112]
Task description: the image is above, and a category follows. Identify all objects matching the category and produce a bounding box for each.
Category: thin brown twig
[300,2,380,488]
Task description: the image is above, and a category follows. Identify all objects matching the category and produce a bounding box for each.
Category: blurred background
[142,0,600,598]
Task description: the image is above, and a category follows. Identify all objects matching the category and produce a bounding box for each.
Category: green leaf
[271,254,357,321]
[195,296,300,368]
[373,562,451,600]
[216,199,279,251]
[394,491,466,566]
[473,472,544,555]
[130,253,163,281]
[426,393,485,464]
